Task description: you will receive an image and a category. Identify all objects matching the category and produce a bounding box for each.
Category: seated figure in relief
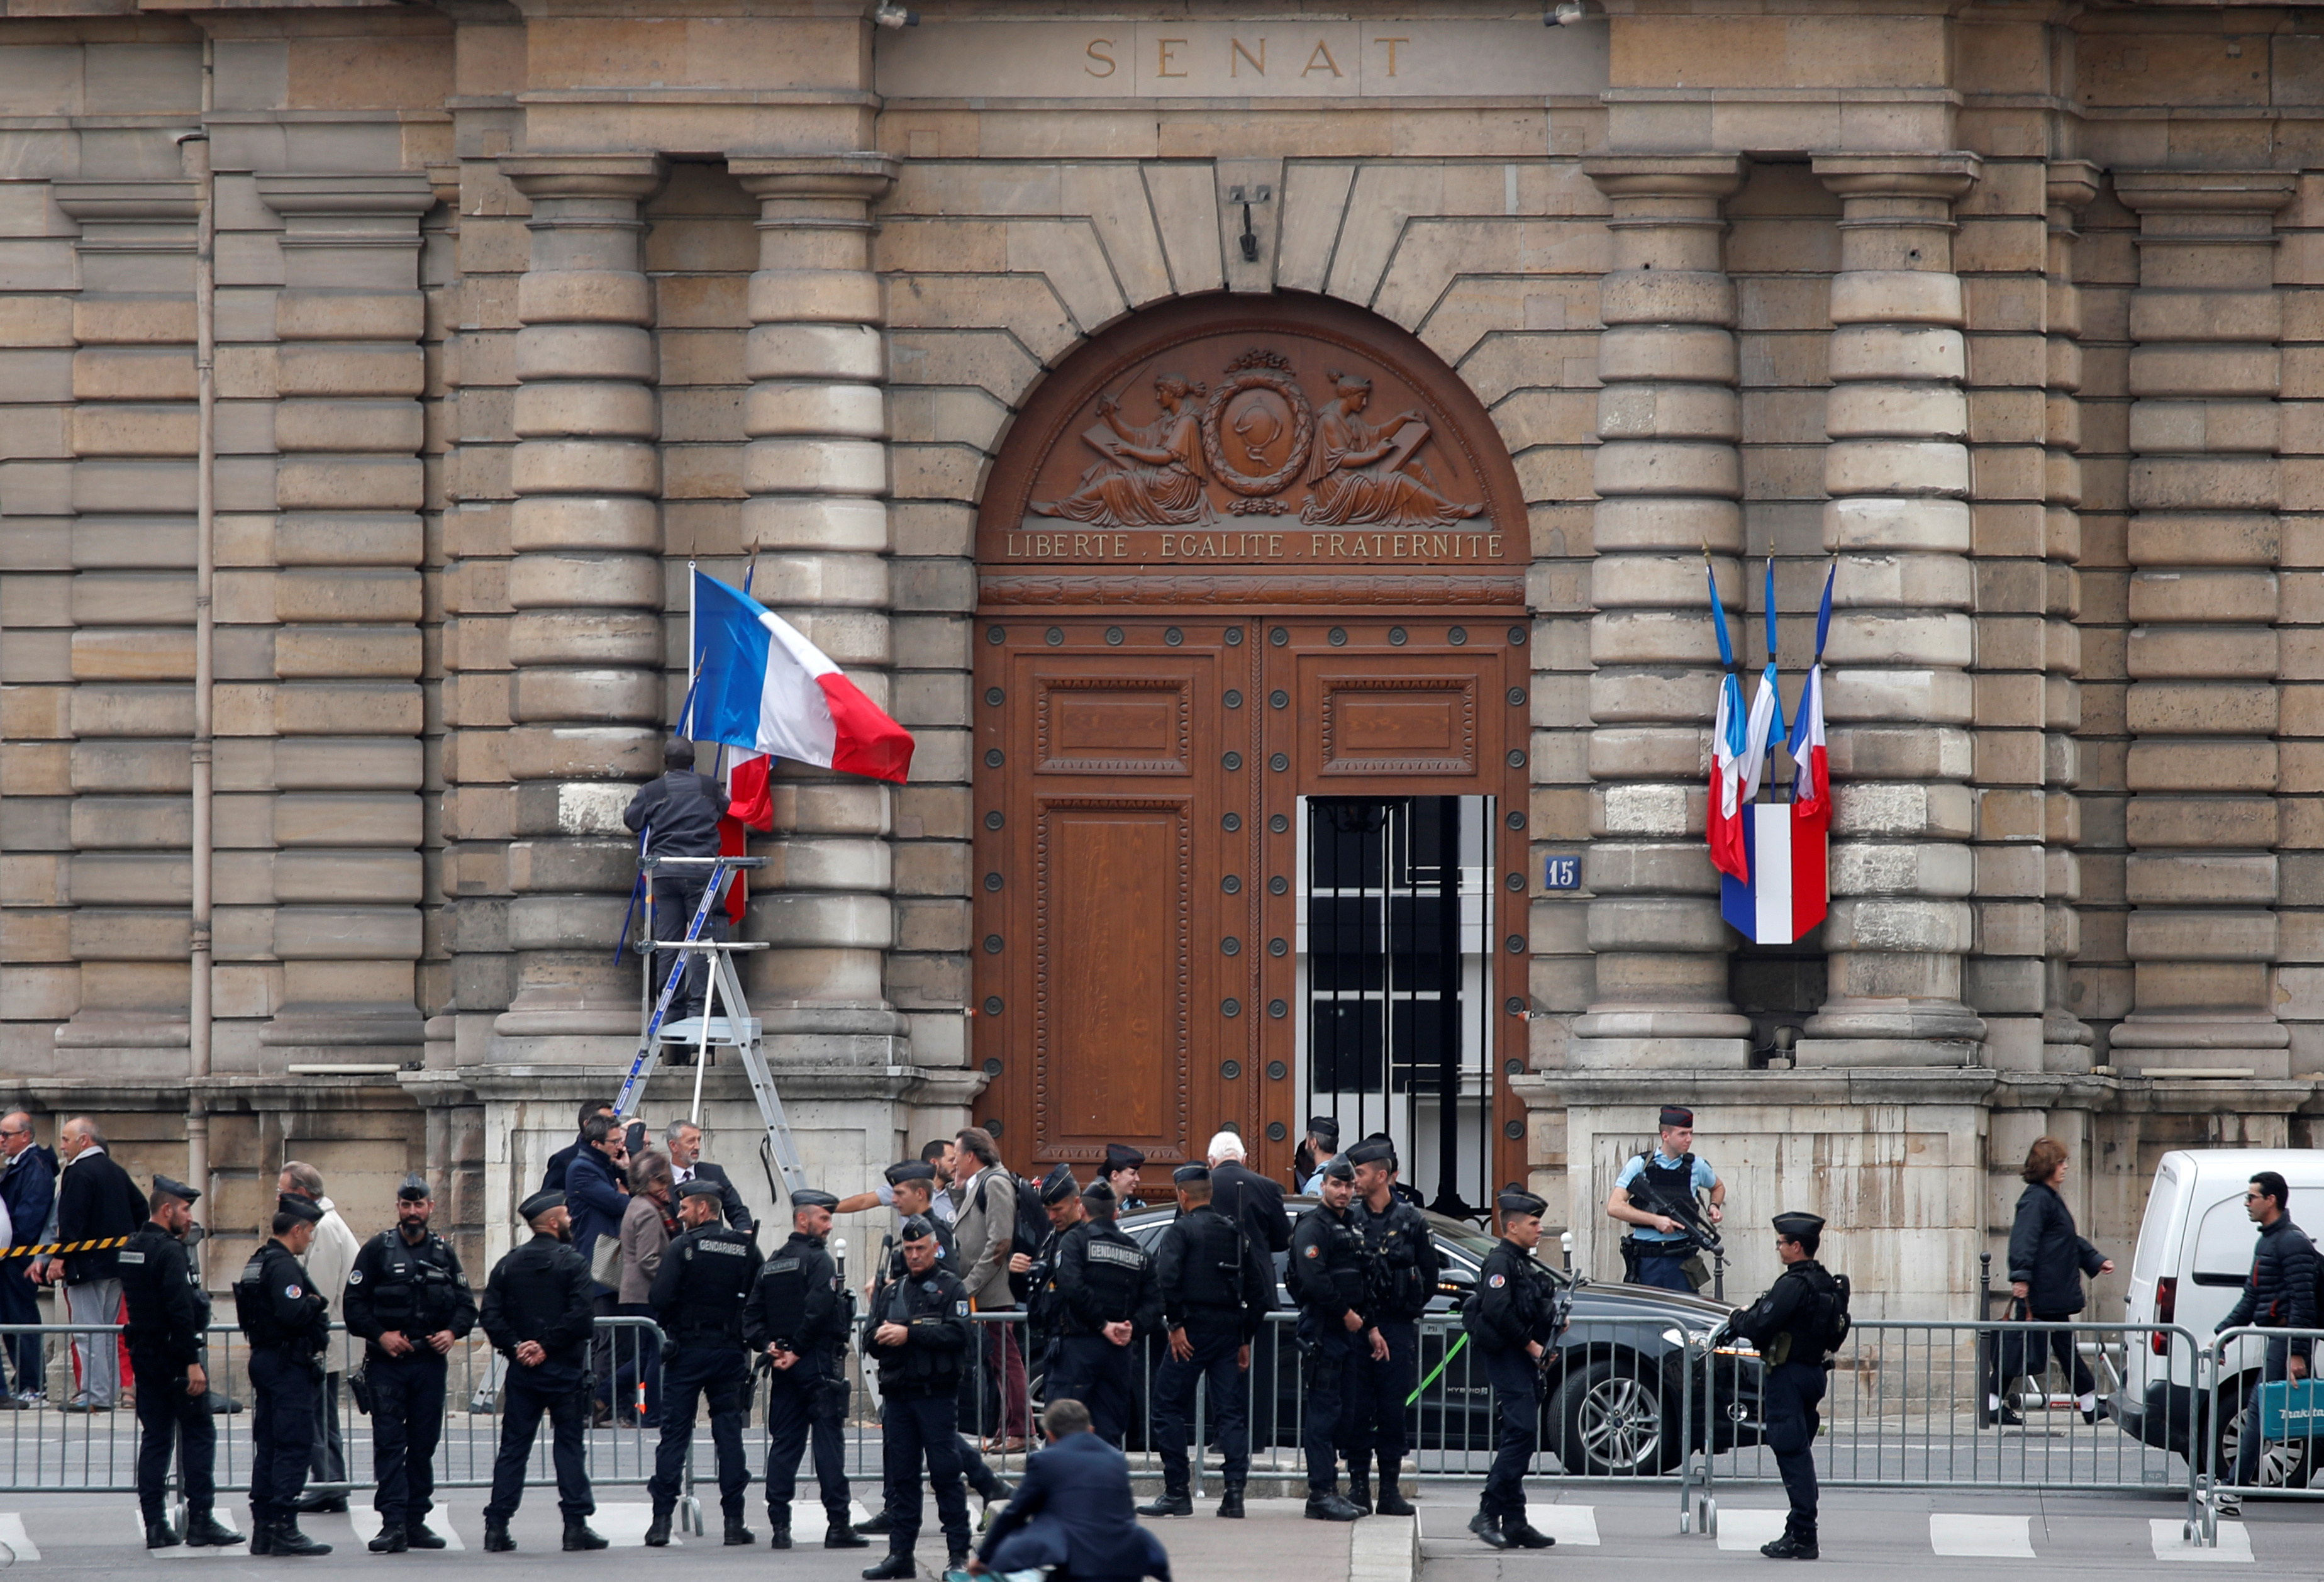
[1300,370,1482,529]
[1030,373,1213,526]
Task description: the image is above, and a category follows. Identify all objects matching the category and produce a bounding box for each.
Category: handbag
[589,1233,624,1291]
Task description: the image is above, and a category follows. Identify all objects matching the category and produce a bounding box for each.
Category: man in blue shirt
[1604,1106,1723,1293]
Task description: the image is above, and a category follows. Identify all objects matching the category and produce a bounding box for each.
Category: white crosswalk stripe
[0,1513,37,1561]
[358,1506,466,1551]
[1713,1507,1789,1552]
[2149,1518,2253,1564]
[589,1503,681,1547]
[1522,1503,1599,1546]
[1931,1513,2034,1558]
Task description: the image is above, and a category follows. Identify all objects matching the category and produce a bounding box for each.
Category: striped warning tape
[0,1237,133,1259]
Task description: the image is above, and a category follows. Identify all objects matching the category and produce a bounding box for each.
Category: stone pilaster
[255,175,437,1061]
[1569,156,1753,1071]
[491,155,667,1059]
[1798,154,1988,1067]
[2108,170,2297,1078]
[729,154,911,1067]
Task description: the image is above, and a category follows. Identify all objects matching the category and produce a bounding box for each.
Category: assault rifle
[1621,1169,1727,1301]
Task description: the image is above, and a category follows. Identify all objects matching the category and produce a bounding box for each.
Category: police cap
[676,1178,725,1203]
[886,1160,937,1188]
[1081,1179,1116,1207]
[518,1188,565,1222]
[1772,1211,1825,1240]
[790,1188,840,1211]
[1305,1115,1340,1147]
[275,1194,324,1225]
[1039,1170,1078,1206]
[1171,1163,1209,1186]
[1320,1156,1355,1183]
[396,1173,431,1202]
[1103,1143,1145,1174]
[1344,1138,1395,1169]
[1660,1105,1695,1129]
[150,1174,200,1206]
[1497,1188,1548,1220]
[899,1214,936,1242]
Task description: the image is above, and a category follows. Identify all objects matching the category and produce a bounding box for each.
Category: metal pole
[182,65,216,1234]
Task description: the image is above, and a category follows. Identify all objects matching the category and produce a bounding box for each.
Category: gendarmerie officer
[122,1175,239,1550]
[862,1215,974,1581]
[744,1187,866,1551]
[1467,1189,1559,1552]
[343,1173,475,1554]
[478,1190,606,1554]
[1347,1137,1435,1517]
[1724,1212,1844,1561]
[1607,1105,1725,1292]
[1102,1144,1147,1212]
[1290,1157,1369,1523]
[1022,1171,1087,1421]
[235,1193,333,1557]
[1138,1162,1276,1522]
[1047,1179,1159,1447]
[646,1178,762,1547]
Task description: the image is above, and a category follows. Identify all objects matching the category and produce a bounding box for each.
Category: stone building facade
[1,0,2321,1305]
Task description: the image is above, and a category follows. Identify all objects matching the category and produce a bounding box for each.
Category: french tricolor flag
[1706,560,1750,884]
[1718,563,1832,945]
[689,571,915,798]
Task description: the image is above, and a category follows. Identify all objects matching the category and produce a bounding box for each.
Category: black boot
[853,1508,894,1536]
[482,1519,514,1554]
[1504,1518,1556,1550]
[369,1527,408,1554]
[1137,1483,1193,1518]
[1305,1489,1364,1522]
[825,1515,869,1549]
[1217,1485,1245,1519]
[404,1521,447,1551]
[949,1546,970,1572]
[270,1520,333,1557]
[767,1520,791,1551]
[145,1516,182,1550]
[1375,1457,1415,1517]
[644,1507,672,1548]
[562,1518,609,1552]
[862,1551,915,1580]
[296,1491,348,1515]
[1345,1459,1373,1516]
[723,1515,755,1547]
[186,1513,244,1548]
[1760,1531,1819,1560]
[1469,1512,1509,1550]
[249,1512,274,1556]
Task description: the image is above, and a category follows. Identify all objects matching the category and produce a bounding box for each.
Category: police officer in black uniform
[343,1173,474,1554]
[645,1178,760,1547]
[1021,1169,1086,1414]
[1467,1188,1560,1552]
[1138,1162,1276,1522]
[1047,1179,1159,1447]
[236,1193,333,1557]
[123,1175,240,1550]
[745,1186,865,1551]
[1723,1211,1843,1561]
[1288,1157,1369,1523]
[862,1215,974,1581]
[1347,1137,1436,1517]
[1103,1144,1147,1212]
[479,1190,606,1554]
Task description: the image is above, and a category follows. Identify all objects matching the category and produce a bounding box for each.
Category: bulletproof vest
[234,1245,315,1347]
[877,1271,965,1388]
[668,1230,755,1344]
[1174,1208,1247,1309]
[1301,1207,1368,1312]
[758,1249,809,1343]
[1074,1224,1148,1326]
[1631,1151,1696,1224]
[367,1232,459,1333]
[496,1243,579,1345]
[1358,1201,1432,1322]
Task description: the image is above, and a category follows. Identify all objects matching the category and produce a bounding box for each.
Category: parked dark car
[1045,1199,1765,1476]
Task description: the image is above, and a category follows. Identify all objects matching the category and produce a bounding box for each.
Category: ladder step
[657,1015,760,1044]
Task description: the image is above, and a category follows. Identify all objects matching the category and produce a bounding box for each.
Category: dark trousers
[1633,1249,1693,1293]
[648,1345,749,1516]
[1050,1334,1137,1447]
[1353,1319,1418,1467]
[1764,1361,1826,1540]
[652,877,727,1020]
[1991,1310,2097,1400]
[1479,1346,1540,1522]
[611,1302,662,1425]
[1298,1313,1360,1493]
[487,1368,594,1522]
[369,1350,448,1527]
[248,1347,319,1525]
[880,1389,970,1559]
[2233,1336,2294,1489]
[1154,1315,1250,1490]
[765,1357,850,1525]
[132,1352,216,1522]
[0,1262,41,1397]
[310,1371,346,1488]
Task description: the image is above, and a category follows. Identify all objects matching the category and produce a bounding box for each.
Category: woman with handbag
[615,1154,676,1429]
[1987,1137,2114,1427]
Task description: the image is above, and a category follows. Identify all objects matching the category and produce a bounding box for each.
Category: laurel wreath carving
[1199,370,1314,498]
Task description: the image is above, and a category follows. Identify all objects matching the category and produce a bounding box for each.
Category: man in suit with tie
[664,1120,754,1237]
[967,1398,1170,1582]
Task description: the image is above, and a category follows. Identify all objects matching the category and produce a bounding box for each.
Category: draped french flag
[690,570,916,786]
[1706,560,1750,884]
[1718,562,1833,944]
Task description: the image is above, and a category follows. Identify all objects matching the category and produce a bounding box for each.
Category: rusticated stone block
[2124,852,2279,905]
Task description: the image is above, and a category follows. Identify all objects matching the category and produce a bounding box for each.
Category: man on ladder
[624,737,730,1025]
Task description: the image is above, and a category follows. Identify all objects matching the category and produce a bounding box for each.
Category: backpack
[982,1169,1052,1302]
[1821,1271,1852,1355]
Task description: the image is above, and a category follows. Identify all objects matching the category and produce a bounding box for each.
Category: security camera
[874,3,919,28]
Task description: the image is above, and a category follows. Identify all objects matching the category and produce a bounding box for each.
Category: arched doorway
[971,293,1532,1215]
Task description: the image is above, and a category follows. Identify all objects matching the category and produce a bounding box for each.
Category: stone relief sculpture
[1300,370,1484,528]
[1030,372,1214,526]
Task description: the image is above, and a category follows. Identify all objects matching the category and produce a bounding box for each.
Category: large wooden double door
[970,611,1533,1201]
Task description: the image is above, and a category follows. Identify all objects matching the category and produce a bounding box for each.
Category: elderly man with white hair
[1204,1131,1290,1256]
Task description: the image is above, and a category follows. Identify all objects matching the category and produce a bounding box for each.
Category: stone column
[728,154,909,1067]
[491,156,666,1060]
[2108,170,2296,1078]
[255,175,436,1061]
[1797,154,1988,1067]
[1570,156,1752,1071]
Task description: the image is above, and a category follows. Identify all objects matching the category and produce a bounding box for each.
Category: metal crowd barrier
[2191,1323,2324,1547]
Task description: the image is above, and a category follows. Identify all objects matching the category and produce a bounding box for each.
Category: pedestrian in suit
[542,1100,615,1193]
[0,1114,56,1405]
[42,1117,145,1412]
[968,1398,1171,1582]
[1206,1132,1291,1256]
[664,1118,755,1235]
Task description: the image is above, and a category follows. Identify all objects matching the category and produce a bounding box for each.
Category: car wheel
[1556,1356,1678,1476]
[2213,1384,2315,1492]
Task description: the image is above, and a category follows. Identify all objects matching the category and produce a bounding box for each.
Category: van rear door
[2125,1157,2188,1396]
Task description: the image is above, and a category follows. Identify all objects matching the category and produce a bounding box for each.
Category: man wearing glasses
[0,1115,53,1407]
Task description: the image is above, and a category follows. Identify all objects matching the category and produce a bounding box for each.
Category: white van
[2116,1149,2324,1481]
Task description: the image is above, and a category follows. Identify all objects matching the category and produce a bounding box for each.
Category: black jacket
[120,1221,209,1368]
[2219,1215,2321,1357]
[1731,1258,1843,1368]
[2005,1181,2106,1317]
[623,769,729,860]
[679,1161,754,1235]
[1,1145,55,1252]
[1209,1161,1290,1256]
[344,1227,477,1353]
[744,1229,849,1359]
[481,1232,598,1378]
[1470,1238,1560,1356]
[1154,1201,1276,1339]
[55,1149,147,1283]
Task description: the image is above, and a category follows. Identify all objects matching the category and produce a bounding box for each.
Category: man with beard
[121,1176,240,1549]
[479,1191,606,1554]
